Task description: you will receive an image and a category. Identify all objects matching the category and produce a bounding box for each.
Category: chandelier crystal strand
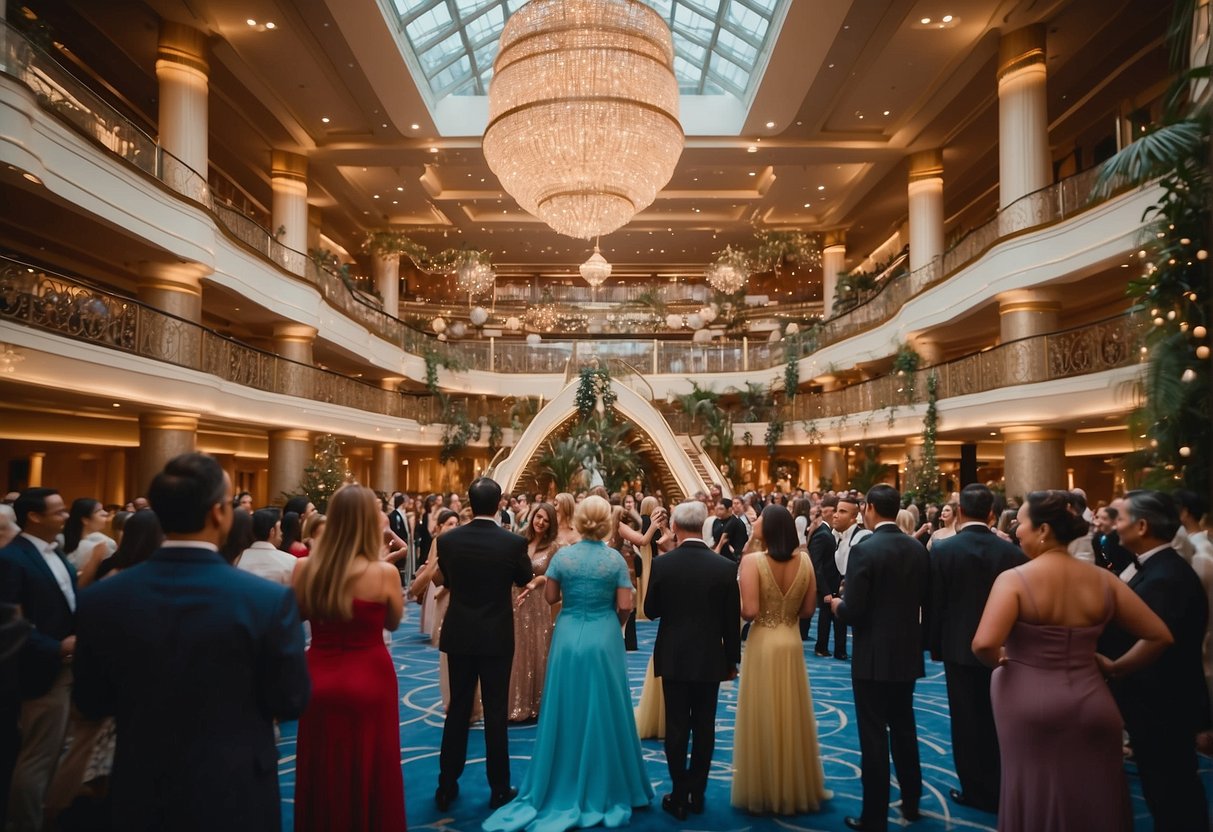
[455,255,496,298]
[484,0,684,240]
[580,238,612,294]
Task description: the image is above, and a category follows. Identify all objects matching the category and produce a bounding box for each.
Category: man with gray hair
[645,501,741,819]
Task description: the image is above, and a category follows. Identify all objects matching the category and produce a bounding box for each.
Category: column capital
[908,149,944,182]
[1000,425,1066,442]
[272,323,318,343]
[269,428,312,443]
[139,411,200,432]
[156,22,210,79]
[379,376,405,391]
[996,288,1061,315]
[137,260,212,296]
[270,150,308,182]
[822,230,846,251]
[998,24,1046,82]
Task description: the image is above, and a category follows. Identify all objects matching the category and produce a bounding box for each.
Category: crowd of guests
[0,467,1211,832]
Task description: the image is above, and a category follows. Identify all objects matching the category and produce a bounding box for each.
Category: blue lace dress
[484,540,653,832]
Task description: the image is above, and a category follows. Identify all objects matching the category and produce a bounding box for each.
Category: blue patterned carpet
[277,616,1212,831]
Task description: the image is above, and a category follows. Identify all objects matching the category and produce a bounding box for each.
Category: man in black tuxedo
[1098,490,1209,832]
[0,488,75,831]
[73,453,309,832]
[828,484,928,832]
[810,495,842,654]
[435,477,533,811]
[927,483,1025,813]
[388,493,409,541]
[714,498,747,563]
[645,501,741,820]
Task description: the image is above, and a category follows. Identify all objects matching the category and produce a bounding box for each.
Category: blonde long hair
[554,492,576,528]
[296,484,382,621]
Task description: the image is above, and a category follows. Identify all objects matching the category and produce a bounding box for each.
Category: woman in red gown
[293,484,406,831]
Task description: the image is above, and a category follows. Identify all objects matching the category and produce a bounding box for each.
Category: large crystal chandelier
[483,0,684,240]
[455,255,496,298]
[579,243,611,291]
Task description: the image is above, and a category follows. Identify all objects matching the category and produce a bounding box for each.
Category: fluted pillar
[137,412,198,497]
[998,25,1050,226]
[372,252,401,316]
[908,149,945,273]
[371,443,399,494]
[821,231,846,319]
[1002,425,1066,501]
[268,429,311,504]
[156,23,209,180]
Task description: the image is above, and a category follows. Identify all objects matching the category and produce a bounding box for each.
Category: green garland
[362,230,492,276]
[904,373,943,505]
[893,343,922,401]
[764,417,784,459]
[575,367,617,421]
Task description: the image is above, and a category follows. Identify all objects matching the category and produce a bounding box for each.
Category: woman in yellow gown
[731,504,830,814]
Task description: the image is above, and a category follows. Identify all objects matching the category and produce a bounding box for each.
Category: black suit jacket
[0,535,77,699]
[927,525,1026,666]
[73,546,309,832]
[437,519,532,656]
[645,540,740,682]
[835,524,929,682]
[808,522,840,599]
[388,509,408,541]
[1098,547,1211,734]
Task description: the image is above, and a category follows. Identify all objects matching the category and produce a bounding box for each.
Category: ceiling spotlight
[803,203,811,208]
[748,171,757,176]
[921,17,931,24]
[321,117,330,123]
[410,123,420,130]
[373,194,380,199]
[942,14,953,22]
[765,121,776,128]
[883,110,891,116]
[246,18,257,26]
[396,186,404,191]
[429,147,439,153]
[265,21,276,29]
[747,145,758,153]
[817,185,825,191]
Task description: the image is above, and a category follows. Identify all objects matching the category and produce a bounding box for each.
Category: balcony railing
[0,258,498,426]
[0,21,1132,379]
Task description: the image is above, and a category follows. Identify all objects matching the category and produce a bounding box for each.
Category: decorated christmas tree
[298,434,348,512]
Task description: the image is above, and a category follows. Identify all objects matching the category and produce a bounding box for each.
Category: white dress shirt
[236,541,298,586]
[21,532,76,612]
[834,523,871,576]
[1118,542,1169,583]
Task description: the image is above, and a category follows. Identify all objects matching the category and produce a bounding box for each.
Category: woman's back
[755,552,809,628]
[1011,557,1114,628]
[550,541,623,617]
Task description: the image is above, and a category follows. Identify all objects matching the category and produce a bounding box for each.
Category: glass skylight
[391,0,785,100]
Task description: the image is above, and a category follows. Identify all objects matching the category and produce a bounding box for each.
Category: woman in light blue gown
[484,496,653,832]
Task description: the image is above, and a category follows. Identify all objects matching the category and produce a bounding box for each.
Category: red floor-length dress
[295,598,406,831]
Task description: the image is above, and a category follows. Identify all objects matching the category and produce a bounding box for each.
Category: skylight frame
[390,0,786,102]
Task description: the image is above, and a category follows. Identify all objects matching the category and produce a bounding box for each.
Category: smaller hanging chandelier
[455,254,496,297]
[705,246,751,294]
[579,241,611,292]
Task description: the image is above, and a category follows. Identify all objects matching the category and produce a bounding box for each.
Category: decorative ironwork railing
[0,20,1131,377]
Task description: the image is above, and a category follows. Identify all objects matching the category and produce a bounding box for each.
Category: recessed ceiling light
[942,14,953,22]
[429,147,439,153]
[410,123,420,130]
[765,121,775,128]
[748,171,756,176]
[921,17,931,24]
[883,110,891,116]
[246,19,256,26]
[747,145,758,153]
[321,117,330,123]
[392,200,398,204]
[827,63,835,69]
[264,21,276,29]
[803,203,811,208]
[396,186,404,191]
[817,185,825,191]
[373,194,380,199]
[112,402,120,408]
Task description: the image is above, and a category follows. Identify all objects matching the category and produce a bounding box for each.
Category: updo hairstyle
[1024,490,1090,544]
[573,495,612,541]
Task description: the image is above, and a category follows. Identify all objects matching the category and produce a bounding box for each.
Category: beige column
[821,446,844,490]
[909,336,942,367]
[272,323,317,365]
[371,443,399,494]
[156,23,209,181]
[137,261,210,323]
[380,376,404,392]
[821,231,846,319]
[1002,425,1066,500]
[105,449,127,507]
[271,151,308,275]
[907,149,945,273]
[268,429,311,504]
[372,252,401,316]
[998,26,1050,220]
[137,412,198,497]
[28,452,45,488]
[997,288,1060,342]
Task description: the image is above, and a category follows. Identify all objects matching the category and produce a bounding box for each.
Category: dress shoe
[661,793,688,821]
[687,792,704,815]
[948,788,970,806]
[814,649,830,657]
[949,789,995,813]
[434,783,459,811]
[901,805,921,821]
[489,787,518,808]
[834,653,850,660]
[842,817,872,831]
